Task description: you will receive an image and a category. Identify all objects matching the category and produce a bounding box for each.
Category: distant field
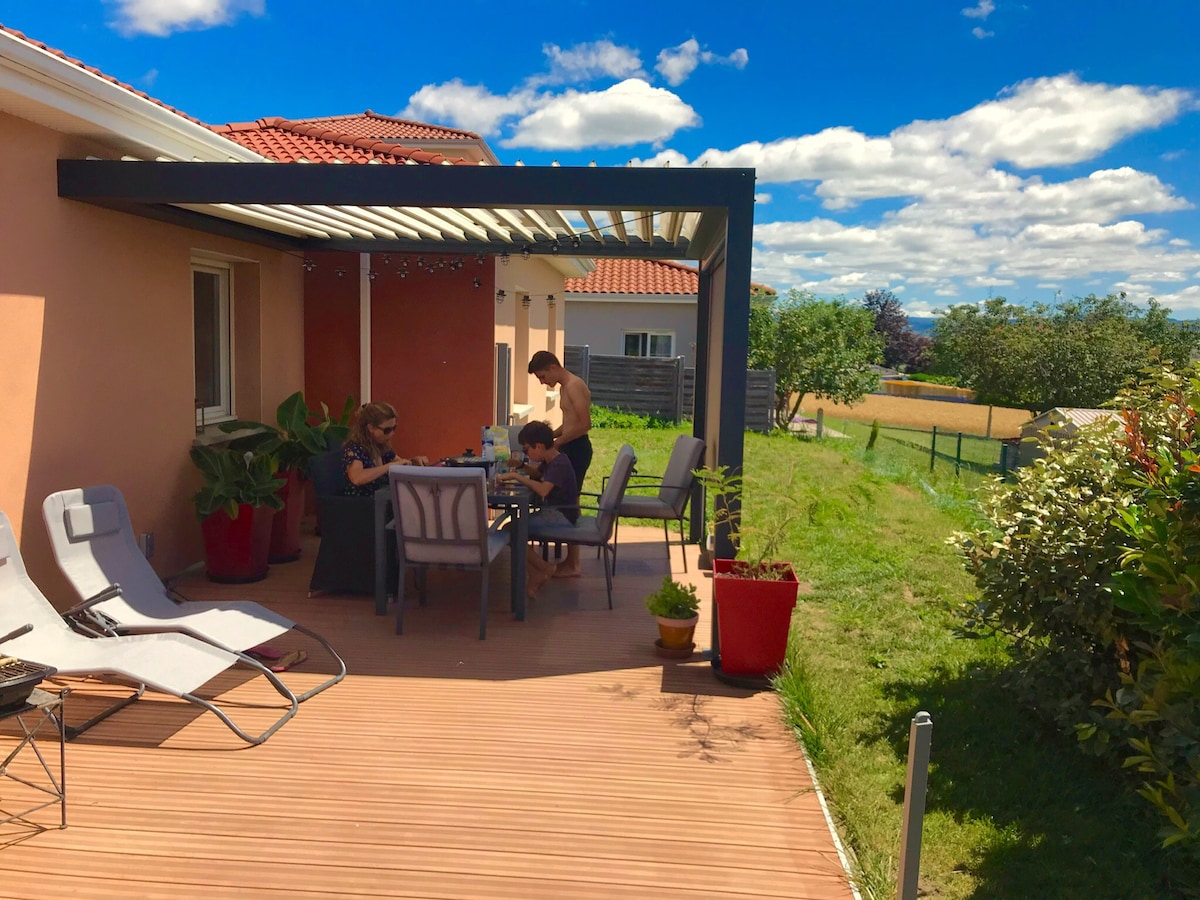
[791,393,1030,439]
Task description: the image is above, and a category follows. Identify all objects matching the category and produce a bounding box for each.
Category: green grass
[590,424,1176,900]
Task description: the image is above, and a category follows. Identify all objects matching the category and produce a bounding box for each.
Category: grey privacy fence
[684,367,775,433]
[563,346,775,432]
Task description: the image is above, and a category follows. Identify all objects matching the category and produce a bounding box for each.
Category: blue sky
[5,1,1200,317]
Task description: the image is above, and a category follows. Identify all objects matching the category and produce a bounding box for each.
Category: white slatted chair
[388,466,512,640]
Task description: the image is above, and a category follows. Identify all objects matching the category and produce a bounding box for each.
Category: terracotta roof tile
[0,23,209,130]
[210,117,479,166]
[290,111,481,142]
[564,258,699,295]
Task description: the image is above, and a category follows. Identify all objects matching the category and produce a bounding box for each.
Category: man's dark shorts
[558,435,593,490]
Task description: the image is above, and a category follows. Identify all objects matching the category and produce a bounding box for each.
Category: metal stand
[0,687,68,829]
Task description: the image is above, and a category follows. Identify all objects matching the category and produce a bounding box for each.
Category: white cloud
[755,192,773,204]
[972,26,994,39]
[140,67,159,86]
[504,79,699,150]
[107,0,263,37]
[962,0,995,19]
[654,39,749,87]
[535,41,644,86]
[402,80,540,136]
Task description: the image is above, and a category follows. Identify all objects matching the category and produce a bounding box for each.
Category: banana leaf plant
[219,392,355,473]
[189,446,286,520]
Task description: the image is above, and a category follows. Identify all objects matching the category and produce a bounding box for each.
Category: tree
[750,289,884,428]
[930,294,1200,412]
[863,288,931,371]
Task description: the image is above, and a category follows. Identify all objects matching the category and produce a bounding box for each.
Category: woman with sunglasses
[342,401,429,496]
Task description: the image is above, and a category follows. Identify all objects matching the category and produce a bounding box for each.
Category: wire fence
[827,418,1017,480]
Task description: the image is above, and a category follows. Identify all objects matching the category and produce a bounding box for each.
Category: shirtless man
[528,350,592,577]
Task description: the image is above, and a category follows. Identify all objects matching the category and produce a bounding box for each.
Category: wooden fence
[565,345,774,431]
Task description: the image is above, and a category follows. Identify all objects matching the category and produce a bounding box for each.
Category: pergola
[56,158,755,558]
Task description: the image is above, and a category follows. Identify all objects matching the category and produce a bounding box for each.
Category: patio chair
[0,511,297,744]
[610,434,705,573]
[387,466,512,640]
[308,448,396,613]
[526,444,637,608]
[41,486,346,702]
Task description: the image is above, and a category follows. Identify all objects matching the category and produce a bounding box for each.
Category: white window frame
[622,329,675,359]
[193,261,233,426]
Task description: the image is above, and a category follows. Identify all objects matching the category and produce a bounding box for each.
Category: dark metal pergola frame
[56,159,754,562]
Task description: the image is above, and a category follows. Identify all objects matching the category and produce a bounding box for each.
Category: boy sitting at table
[496,420,579,599]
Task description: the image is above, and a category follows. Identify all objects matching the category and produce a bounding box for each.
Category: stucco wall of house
[369,253,495,459]
[496,258,566,427]
[0,111,304,597]
[564,298,697,367]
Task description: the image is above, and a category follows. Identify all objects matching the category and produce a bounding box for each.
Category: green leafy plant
[588,405,675,429]
[189,446,286,520]
[220,391,355,472]
[694,463,798,580]
[644,576,701,619]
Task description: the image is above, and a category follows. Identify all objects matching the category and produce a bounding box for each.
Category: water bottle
[481,426,495,461]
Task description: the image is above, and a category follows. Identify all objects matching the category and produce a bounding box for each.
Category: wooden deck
[0,526,854,899]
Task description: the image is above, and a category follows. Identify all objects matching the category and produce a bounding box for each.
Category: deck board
[0,525,853,899]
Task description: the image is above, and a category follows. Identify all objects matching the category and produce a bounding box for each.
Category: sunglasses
[374,424,397,435]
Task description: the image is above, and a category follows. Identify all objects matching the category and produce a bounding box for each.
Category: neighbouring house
[1,24,754,592]
[564,258,701,365]
[1018,407,1122,466]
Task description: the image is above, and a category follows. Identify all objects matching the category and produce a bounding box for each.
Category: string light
[521,245,531,260]
[546,294,556,308]
[472,277,482,289]
[335,266,346,278]
[303,258,315,272]
[496,289,506,304]
[368,269,378,281]
[521,295,531,310]
[500,251,510,266]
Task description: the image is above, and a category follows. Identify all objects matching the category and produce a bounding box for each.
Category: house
[0,23,754,594]
[564,258,701,365]
[1018,407,1122,466]
[564,259,777,371]
[211,112,592,425]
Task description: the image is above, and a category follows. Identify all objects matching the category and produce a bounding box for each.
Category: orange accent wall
[0,112,305,598]
[303,251,362,413]
[368,254,495,459]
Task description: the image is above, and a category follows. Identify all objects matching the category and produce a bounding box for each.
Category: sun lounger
[0,511,296,744]
[42,486,346,702]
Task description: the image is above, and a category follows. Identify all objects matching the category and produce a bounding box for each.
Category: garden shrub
[589,405,676,429]
[955,364,1200,862]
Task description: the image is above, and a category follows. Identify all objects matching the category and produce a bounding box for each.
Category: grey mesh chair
[612,434,705,573]
[526,444,636,608]
[387,466,511,640]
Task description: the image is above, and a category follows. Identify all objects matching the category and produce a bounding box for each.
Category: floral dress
[341,441,396,496]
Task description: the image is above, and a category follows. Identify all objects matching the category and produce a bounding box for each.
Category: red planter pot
[713,559,800,678]
[268,468,305,564]
[201,503,274,583]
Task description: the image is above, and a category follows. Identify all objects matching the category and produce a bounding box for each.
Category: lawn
[590,422,1176,900]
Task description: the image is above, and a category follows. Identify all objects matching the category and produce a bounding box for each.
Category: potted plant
[693,464,801,681]
[220,392,354,562]
[644,576,701,659]
[190,446,285,583]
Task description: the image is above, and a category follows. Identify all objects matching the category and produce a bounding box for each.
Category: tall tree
[930,294,1200,412]
[750,289,883,427]
[863,288,931,371]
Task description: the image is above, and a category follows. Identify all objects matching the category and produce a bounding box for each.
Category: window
[623,330,674,358]
[193,263,232,424]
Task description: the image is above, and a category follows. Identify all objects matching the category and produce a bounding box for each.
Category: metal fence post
[929,426,938,472]
[896,711,933,900]
[816,408,824,440]
[955,432,963,478]
[999,442,1008,480]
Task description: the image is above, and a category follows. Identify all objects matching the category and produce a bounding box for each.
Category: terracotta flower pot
[268,468,304,564]
[201,503,274,583]
[656,614,699,649]
[712,558,800,678]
